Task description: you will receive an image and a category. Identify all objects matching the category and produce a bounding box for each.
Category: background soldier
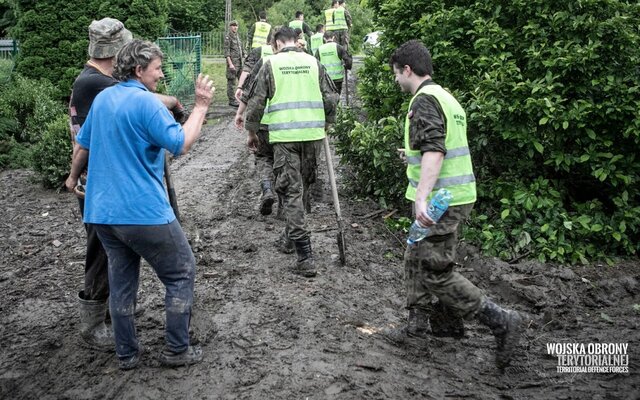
[247,11,273,51]
[384,40,523,370]
[315,30,352,95]
[224,20,243,107]
[309,24,325,58]
[333,0,352,49]
[244,27,339,278]
[289,11,313,39]
[234,37,277,217]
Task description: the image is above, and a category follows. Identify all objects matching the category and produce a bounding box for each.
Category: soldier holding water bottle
[382,40,523,370]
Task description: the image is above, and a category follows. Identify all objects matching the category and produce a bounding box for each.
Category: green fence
[157,35,202,106]
[0,38,18,83]
[165,31,248,57]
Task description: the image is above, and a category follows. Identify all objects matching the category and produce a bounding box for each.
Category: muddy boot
[274,230,295,254]
[292,238,317,278]
[382,308,430,345]
[259,180,275,216]
[429,299,465,339]
[77,290,114,352]
[477,299,523,369]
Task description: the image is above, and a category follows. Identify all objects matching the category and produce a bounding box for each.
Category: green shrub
[343,0,640,263]
[332,108,405,209]
[30,114,71,188]
[11,0,169,96]
[0,74,63,144]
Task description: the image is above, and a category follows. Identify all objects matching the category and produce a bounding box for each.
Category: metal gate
[156,35,201,106]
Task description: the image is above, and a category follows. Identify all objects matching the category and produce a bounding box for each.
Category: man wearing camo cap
[69,18,185,352]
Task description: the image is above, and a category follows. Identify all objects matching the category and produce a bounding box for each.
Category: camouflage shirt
[224,31,244,68]
[409,79,447,155]
[244,47,339,133]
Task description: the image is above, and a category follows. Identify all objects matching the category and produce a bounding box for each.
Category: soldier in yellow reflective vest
[315,30,352,95]
[323,0,338,33]
[309,24,325,58]
[247,11,273,51]
[235,37,278,217]
[333,0,352,49]
[383,40,523,370]
[245,27,339,278]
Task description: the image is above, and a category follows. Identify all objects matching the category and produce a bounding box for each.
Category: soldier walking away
[315,30,352,95]
[224,20,243,107]
[333,0,352,50]
[309,24,325,59]
[324,1,338,34]
[288,11,313,39]
[234,36,277,217]
[247,11,273,52]
[244,27,339,278]
[66,39,214,370]
[68,18,187,352]
[383,40,523,370]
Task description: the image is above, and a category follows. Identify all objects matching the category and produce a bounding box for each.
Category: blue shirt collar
[121,79,149,91]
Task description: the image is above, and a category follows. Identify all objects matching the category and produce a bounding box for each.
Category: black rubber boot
[292,238,317,278]
[77,290,114,352]
[477,299,523,369]
[429,299,465,339]
[382,308,430,345]
[259,180,275,215]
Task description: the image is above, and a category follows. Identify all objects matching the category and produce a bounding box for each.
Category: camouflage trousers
[404,203,484,319]
[255,126,274,183]
[334,30,350,50]
[273,140,322,241]
[226,67,241,102]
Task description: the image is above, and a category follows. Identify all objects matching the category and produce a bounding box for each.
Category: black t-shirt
[70,65,118,127]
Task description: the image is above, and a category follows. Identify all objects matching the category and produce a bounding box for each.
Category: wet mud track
[0,109,639,399]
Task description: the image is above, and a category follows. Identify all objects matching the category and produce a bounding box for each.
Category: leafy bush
[30,114,71,188]
[332,108,405,209]
[0,74,63,144]
[11,0,169,96]
[341,0,640,263]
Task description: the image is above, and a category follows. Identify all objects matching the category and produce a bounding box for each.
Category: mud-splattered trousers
[274,140,322,241]
[77,197,109,301]
[255,126,274,183]
[404,203,484,319]
[94,220,195,359]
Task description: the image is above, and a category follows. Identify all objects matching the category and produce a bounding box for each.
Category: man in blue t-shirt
[66,39,215,370]
[69,18,188,353]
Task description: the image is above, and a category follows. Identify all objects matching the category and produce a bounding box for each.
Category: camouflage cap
[88,18,133,59]
[229,20,238,26]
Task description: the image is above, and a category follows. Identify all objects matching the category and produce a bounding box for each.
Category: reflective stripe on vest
[310,33,324,55]
[404,84,477,206]
[318,42,344,81]
[264,52,325,143]
[324,9,336,31]
[332,7,348,30]
[251,22,271,48]
[289,20,303,30]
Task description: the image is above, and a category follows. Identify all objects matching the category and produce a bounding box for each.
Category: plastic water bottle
[406,188,453,245]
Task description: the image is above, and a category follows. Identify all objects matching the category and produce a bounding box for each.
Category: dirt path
[1,107,639,398]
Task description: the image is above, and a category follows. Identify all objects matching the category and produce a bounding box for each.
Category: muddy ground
[1,78,639,399]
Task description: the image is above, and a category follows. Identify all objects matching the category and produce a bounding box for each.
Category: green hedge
[343,0,640,263]
[31,114,72,188]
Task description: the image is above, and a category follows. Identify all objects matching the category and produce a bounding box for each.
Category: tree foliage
[348,0,640,263]
[168,0,225,32]
[10,0,168,96]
